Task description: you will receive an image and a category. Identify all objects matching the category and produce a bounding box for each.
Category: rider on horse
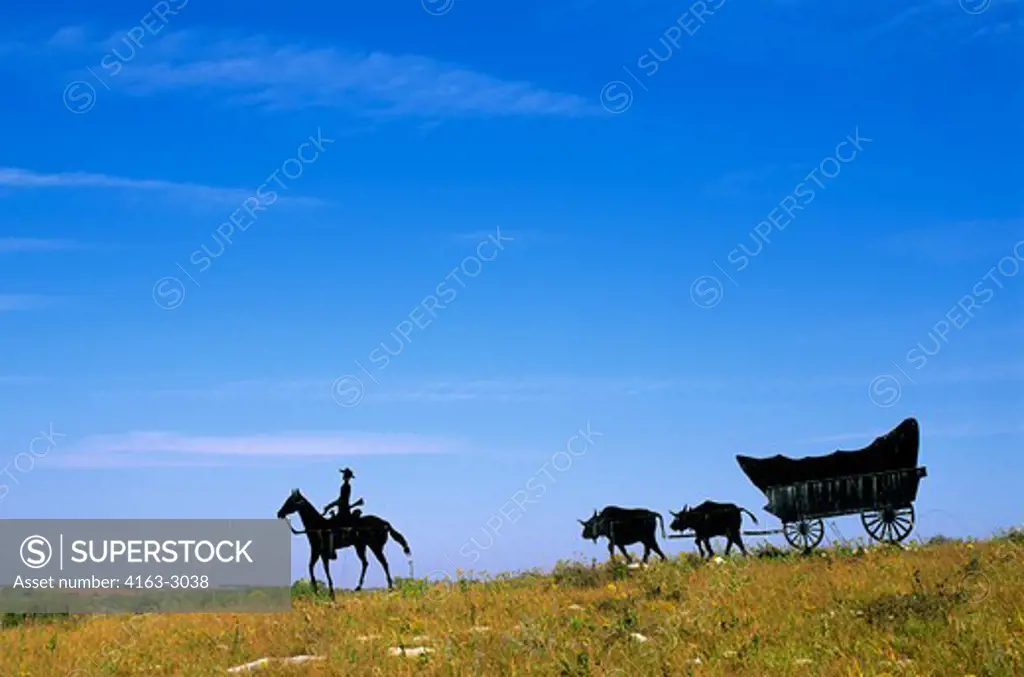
[322,468,364,558]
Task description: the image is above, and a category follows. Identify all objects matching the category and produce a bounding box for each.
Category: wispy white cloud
[798,422,1024,448]
[971,18,1024,39]
[0,375,51,385]
[863,0,1023,43]
[446,228,550,247]
[0,167,324,207]
[873,219,1024,265]
[101,31,597,118]
[375,366,1024,402]
[101,363,1024,405]
[701,163,804,198]
[0,237,83,253]
[46,431,461,468]
[0,294,59,311]
[374,377,690,403]
[139,379,329,401]
[47,25,87,48]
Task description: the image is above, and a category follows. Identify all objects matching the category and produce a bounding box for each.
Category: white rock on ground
[226,656,324,672]
[388,647,434,657]
[630,633,649,642]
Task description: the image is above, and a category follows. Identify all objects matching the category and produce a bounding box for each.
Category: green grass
[1,534,1021,675]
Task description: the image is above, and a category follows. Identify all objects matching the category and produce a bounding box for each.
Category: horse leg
[320,552,335,600]
[307,548,319,595]
[370,538,393,589]
[354,543,369,591]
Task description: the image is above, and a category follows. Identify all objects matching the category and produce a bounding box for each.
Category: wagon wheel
[782,519,824,551]
[861,506,915,543]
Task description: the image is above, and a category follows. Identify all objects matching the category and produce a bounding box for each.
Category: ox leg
[732,529,748,556]
[725,537,734,555]
[618,544,632,563]
[642,543,651,563]
[702,539,714,558]
[608,541,616,562]
[649,539,668,561]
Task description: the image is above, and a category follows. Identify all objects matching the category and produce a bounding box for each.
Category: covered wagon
[736,417,927,550]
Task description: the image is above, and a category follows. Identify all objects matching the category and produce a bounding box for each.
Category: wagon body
[736,418,927,550]
[760,466,927,523]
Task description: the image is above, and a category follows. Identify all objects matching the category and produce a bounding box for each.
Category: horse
[276,488,411,599]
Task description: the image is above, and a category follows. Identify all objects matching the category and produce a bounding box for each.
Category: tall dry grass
[2,534,1021,676]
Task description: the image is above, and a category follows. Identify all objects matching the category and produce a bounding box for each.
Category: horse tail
[388,524,412,555]
[740,508,759,524]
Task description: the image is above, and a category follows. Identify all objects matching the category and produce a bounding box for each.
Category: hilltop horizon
[1,1,1021,589]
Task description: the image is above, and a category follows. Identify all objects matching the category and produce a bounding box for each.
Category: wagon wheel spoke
[892,516,912,531]
[863,511,883,525]
[783,518,823,551]
[862,506,916,543]
[861,510,886,542]
[783,522,803,550]
[889,507,915,542]
[808,520,823,548]
[863,514,883,531]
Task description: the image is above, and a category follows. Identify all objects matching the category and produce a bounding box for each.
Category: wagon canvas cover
[736,418,919,493]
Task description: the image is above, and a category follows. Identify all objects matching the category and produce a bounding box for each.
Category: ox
[669,500,757,558]
[579,506,667,563]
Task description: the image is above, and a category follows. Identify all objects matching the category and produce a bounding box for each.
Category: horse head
[276,488,303,519]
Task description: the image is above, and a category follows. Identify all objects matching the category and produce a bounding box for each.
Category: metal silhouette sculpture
[669,501,758,558]
[579,506,668,563]
[736,417,927,551]
[321,468,364,537]
[276,488,411,599]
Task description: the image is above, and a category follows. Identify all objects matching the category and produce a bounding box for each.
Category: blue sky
[0,0,1021,588]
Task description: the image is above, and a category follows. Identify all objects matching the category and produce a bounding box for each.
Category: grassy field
[2,533,1021,676]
